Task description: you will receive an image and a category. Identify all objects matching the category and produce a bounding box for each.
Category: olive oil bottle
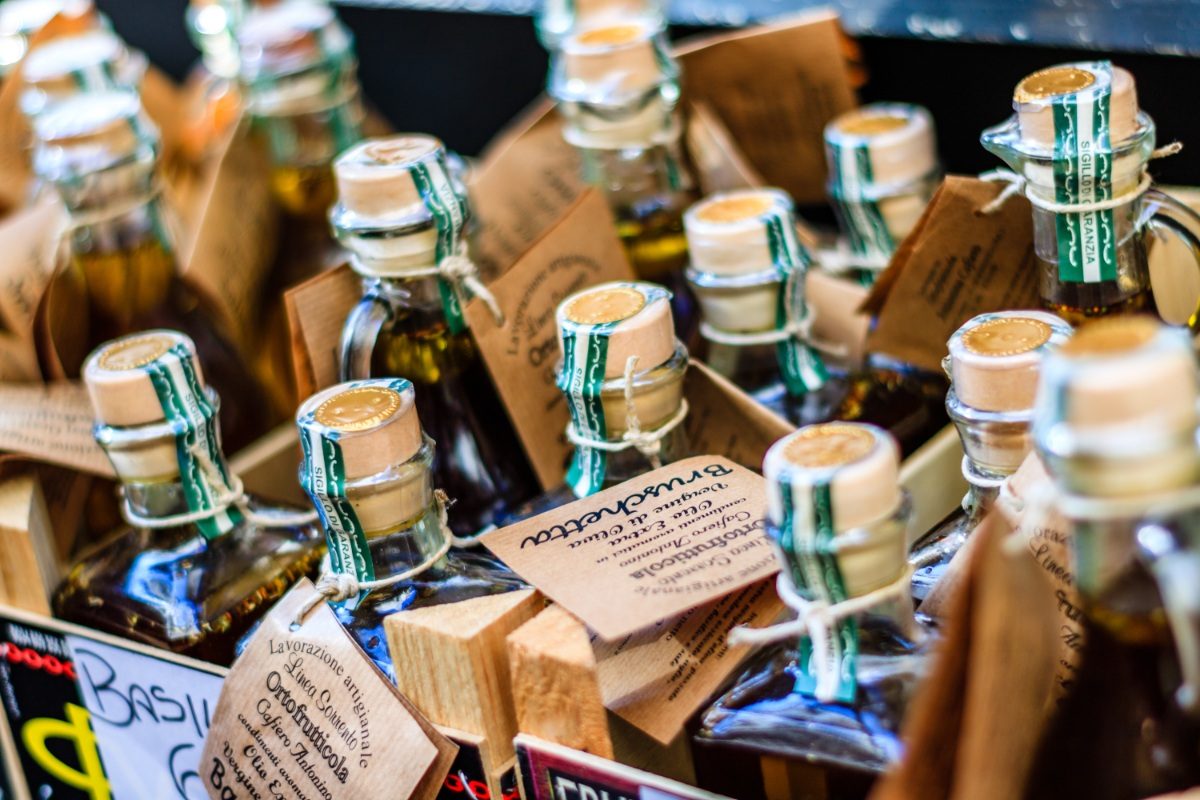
[33,89,270,450]
[53,331,323,665]
[332,135,536,539]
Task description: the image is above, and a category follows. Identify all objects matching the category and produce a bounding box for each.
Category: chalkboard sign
[0,606,226,800]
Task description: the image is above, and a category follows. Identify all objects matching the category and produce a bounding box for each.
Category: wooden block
[760,756,828,800]
[507,605,696,785]
[386,588,543,784]
[0,474,59,615]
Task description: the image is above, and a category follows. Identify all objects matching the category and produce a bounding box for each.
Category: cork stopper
[84,330,206,428]
[237,0,350,82]
[825,103,937,190]
[32,88,152,179]
[947,311,1071,412]
[334,134,445,223]
[557,281,676,379]
[297,379,423,483]
[1014,62,1139,148]
[764,423,906,597]
[1051,316,1195,432]
[685,188,797,277]
[24,28,124,89]
[0,0,87,37]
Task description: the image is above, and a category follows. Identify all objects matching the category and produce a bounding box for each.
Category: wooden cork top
[84,330,205,427]
[334,134,444,221]
[237,0,347,80]
[558,19,665,103]
[1014,62,1140,148]
[693,193,773,224]
[557,282,676,379]
[765,423,901,533]
[1060,315,1157,357]
[297,379,424,481]
[949,311,1071,412]
[32,88,142,146]
[824,103,938,188]
[685,188,798,277]
[23,28,123,86]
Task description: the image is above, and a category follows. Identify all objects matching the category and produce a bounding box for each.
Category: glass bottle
[981,62,1200,326]
[18,28,146,118]
[53,330,324,666]
[32,89,270,451]
[697,422,931,777]
[822,103,940,287]
[506,280,690,521]
[237,0,364,413]
[909,310,1071,604]
[295,378,527,683]
[0,0,95,77]
[535,0,663,50]
[182,0,251,160]
[547,19,698,338]
[333,135,538,540]
[1027,315,1200,799]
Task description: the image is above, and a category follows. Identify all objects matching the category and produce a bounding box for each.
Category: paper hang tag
[0,198,63,382]
[595,578,784,744]
[675,10,857,206]
[471,102,587,278]
[863,175,1041,374]
[684,362,795,471]
[285,263,363,401]
[181,123,281,350]
[466,189,635,489]
[1004,454,1084,701]
[0,382,110,476]
[484,456,778,641]
[201,579,457,800]
[685,100,767,196]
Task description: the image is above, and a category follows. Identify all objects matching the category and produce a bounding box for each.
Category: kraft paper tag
[484,456,778,641]
[201,579,456,800]
[685,101,766,196]
[181,123,280,349]
[863,176,1041,373]
[466,189,634,489]
[0,198,62,381]
[285,264,362,401]
[684,363,794,471]
[676,11,857,205]
[595,579,783,743]
[471,103,586,278]
[1005,455,1083,700]
[0,382,110,476]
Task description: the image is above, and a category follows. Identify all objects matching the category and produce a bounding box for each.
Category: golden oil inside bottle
[615,207,690,282]
[270,161,339,219]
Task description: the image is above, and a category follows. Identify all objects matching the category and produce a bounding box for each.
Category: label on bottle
[0,605,227,800]
[406,150,472,335]
[862,175,1040,374]
[200,579,457,800]
[828,141,895,271]
[1048,61,1118,285]
[762,204,829,395]
[483,456,777,641]
[776,477,858,704]
[138,341,243,541]
[514,735,733,800]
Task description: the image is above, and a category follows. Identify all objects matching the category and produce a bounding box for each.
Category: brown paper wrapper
[863,176,1041,373]
[676,10,858,205]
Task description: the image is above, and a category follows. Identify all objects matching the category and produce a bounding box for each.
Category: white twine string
[292,488,457,625]
[564,355,689,469]
[727,563,917,702]
[979,142,1183,216]
[120,442,319,530]
[350,246,504,326]
[815,239,892,275]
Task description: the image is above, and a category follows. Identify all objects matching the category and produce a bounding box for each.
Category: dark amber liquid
[370,300,538,538]
[615,196,698,344]
[50,235,271,452]
[835,362,949,459]
[54,507,323,666]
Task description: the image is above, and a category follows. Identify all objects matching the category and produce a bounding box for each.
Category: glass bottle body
[49,164,269,450]
[833,356,949,459]
[52,422,323,666]
[909,485,991,605]
[341,276,537,538]
[704,339,850,427]
[578,141,698,338]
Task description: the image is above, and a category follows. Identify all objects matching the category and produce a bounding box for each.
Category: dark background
[96,0,1200,183]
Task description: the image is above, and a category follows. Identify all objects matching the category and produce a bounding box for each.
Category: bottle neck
[575,134,691,207]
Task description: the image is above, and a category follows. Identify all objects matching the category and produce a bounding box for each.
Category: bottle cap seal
[84,330,206,427]
[32,88,155,179]
[947,310,1071,412]
[557,281,675,379]
[825,103,937,196]
[1013,62,1139,148]
[296,379,423,482]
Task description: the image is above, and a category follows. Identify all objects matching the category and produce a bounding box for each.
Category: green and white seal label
[99,334,242,541]
[298,378,413,602]
[1021,62,1118,284]
[767,424,885,705]
[557,283,669,499]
